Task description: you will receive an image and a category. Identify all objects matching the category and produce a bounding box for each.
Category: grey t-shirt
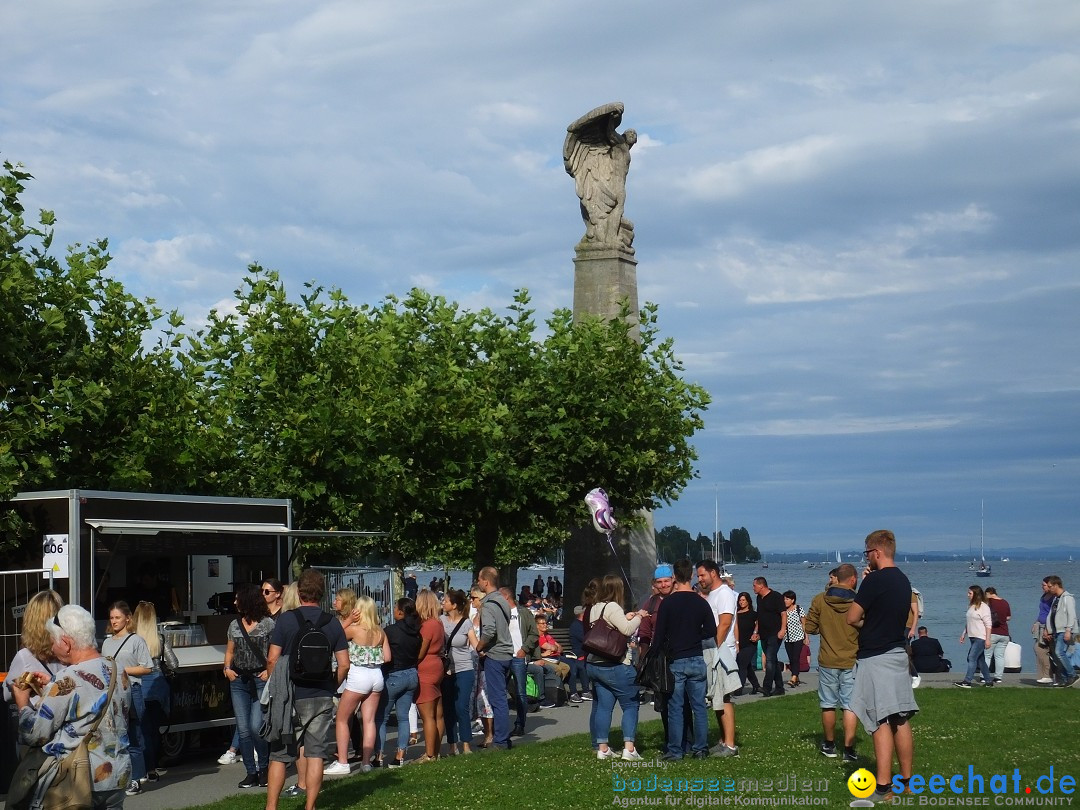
[440,615,475,674]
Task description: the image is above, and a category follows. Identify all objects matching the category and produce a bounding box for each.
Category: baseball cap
[654,564,674,579]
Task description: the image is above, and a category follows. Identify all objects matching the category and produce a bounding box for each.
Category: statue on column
[563,102,637,255]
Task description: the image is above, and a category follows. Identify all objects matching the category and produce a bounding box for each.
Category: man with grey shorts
[805,563,859,762]
[265,569,349,810]
[847,530,919,805]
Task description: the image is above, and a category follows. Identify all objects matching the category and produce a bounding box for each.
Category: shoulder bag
[582,603,629,662]
[9,659,117,810]
[442,617,468,676]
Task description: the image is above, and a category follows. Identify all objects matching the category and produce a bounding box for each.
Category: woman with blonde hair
[3,589,65,707]
[333,587,358,624]
[280,582,300,611]
[469,587,495,748]
[326,597,391,775]
[133,600,176,783]
[414,589,446,762]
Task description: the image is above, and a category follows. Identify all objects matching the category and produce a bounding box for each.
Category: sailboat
[975,499,991,578]
[835,550,842,564]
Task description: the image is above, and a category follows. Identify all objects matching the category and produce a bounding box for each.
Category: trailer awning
[85,519,385,537]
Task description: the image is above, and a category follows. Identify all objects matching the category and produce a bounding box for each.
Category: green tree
[656,525,692,562]
[1,162,197,553]
[186,271,709,572]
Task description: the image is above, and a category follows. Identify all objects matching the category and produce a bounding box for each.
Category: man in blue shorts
[847,530,919,804]
[805,563,859,762]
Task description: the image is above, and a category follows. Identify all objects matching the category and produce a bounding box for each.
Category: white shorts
[344,665,385,695]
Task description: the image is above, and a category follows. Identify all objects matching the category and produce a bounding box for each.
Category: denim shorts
[269,696,334,763]
[817,666,855,710]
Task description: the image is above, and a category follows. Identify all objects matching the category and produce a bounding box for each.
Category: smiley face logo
[847,768,876,799]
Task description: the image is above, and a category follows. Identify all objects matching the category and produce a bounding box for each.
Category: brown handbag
[582,603,629,662]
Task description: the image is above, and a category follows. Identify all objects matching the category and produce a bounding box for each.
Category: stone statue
[563,102,637,254]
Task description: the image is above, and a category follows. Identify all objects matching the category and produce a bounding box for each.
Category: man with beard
[847,530,919,804]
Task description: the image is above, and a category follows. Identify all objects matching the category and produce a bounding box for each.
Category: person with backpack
[264,569,348,810]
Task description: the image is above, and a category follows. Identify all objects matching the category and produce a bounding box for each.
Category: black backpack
[288,608,334,685]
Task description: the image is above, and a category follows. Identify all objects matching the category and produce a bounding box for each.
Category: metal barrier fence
[1,568,56,673]
[313,566,398,626]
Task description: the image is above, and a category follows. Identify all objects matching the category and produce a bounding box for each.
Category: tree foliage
[1,162,197,552]
[2,162,711,569]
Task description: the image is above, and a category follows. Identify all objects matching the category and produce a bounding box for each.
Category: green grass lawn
[192,689,1079,809]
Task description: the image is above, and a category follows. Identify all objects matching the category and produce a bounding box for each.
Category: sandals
[787,678,800,688]
[408,734,419,746]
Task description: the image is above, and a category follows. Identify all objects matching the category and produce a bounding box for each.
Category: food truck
[0,489,363,761]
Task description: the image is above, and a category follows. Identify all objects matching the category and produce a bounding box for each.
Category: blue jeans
[586,663,639,746]
[667,656,708,757]
[565,657,590,693]
[230,675,268,775]
[762,635,784,693]
[1051,633,1076,681]
[129,680,146,781]
[442,669,476,745]
[483,657,512,747]
[508,656,528,728]
[377,668,418,756]
[983,634,1009,680]
[964,638,992,683]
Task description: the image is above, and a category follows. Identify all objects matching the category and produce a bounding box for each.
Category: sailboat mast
[981,498,985,562]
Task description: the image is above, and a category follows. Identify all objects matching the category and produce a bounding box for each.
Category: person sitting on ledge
[910,626,951,673]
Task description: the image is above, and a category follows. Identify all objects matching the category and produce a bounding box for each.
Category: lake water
[426,560,1072,674]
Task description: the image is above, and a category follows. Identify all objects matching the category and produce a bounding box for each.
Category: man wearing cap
[637,565,676,738]
[638,564,675,665]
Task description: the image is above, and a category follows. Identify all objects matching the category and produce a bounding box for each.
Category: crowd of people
[6,550,1080,808]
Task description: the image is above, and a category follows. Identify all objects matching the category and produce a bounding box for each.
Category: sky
[4,1,1079,556]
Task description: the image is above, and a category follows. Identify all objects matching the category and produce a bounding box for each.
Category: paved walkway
[3,671,1054,810]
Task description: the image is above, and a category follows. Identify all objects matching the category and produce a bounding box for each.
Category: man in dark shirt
[847,530,919,804]
[654,559,716,761]
[265,569,348,810]
[909,627,950,673]
[752,576,788,696]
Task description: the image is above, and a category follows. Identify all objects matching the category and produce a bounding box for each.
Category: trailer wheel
[160,730,186,762]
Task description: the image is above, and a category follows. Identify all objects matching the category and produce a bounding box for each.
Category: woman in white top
[584,574,645,762]
[101,600,153,794]
[955,585,993,688]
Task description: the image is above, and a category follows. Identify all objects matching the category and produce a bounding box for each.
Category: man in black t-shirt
[654,559,717,761]
[265,569,349,809]
[846,530,919,804]
[751,577,787,696]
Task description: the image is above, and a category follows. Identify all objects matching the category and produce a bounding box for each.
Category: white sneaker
[323,761,351,775]
[358,763,372,774]
[1037,677,1053,684]
[217,749,239,765]
[911,675,921,689]
[597,747,617,760]
[622,749,644,761]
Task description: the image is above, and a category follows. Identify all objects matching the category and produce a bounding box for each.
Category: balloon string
[604,531,637,605]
